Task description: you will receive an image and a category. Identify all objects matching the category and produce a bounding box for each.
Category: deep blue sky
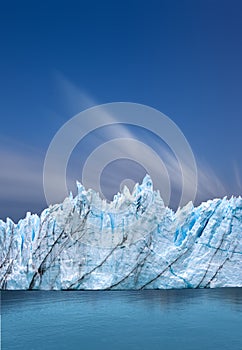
[1,0,242,221]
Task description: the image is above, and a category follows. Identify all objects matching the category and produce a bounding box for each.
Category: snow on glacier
[0,175,241,290]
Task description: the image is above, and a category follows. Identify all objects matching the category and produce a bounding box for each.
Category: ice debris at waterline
[0,175,242,290]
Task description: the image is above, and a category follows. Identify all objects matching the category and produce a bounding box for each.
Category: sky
[0,0,242,222]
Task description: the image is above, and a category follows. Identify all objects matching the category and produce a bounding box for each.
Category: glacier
[0,175,241,290]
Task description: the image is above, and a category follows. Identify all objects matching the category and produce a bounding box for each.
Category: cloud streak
[1,74,241,220]
[0,137,240,222]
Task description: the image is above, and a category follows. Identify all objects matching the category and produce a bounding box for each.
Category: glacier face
[0,175,242,290]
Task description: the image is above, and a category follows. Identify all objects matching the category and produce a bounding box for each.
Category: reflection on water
[1,288,242,350]
[2,288,242,309]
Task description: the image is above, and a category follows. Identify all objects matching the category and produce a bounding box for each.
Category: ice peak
[76,180,85,194]
[141,174,153,190]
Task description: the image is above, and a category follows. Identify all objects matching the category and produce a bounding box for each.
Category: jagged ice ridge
[0,175,241,290]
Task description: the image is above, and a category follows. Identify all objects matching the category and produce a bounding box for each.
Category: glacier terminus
[0,175,241,290]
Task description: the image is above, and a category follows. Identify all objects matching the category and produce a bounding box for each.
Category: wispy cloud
[196,160,228,202]
[54,71,97,114]
[0,135,240,221]
[233,161,242,193]
[0,146,45,221]
[1,73,241,221]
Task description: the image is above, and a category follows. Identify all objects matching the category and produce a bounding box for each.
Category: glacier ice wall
[0,175,241,290]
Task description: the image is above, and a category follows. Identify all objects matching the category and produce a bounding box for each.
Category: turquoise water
[1,289,242,350]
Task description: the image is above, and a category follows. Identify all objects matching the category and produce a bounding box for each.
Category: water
[1,289,242,350]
